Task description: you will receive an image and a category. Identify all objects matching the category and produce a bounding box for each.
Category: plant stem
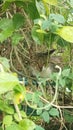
[14,102,22,121]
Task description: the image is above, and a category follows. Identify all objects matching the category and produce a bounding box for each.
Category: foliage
[0,0,73,130]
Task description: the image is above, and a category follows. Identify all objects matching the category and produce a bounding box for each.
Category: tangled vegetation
[0,0,73,130]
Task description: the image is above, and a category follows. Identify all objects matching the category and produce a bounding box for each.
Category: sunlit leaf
[19,119,36,130]
[6,123,23,130]
[3,115,12,126]
[14,112,27,122]
[32,26,44,44]
[0,72,19,94]
[0,99,14,114]
[36,29,46,34]
[36,1,46,15]
[56,26,73,43]
[43,0,58,6]
[0,18,14,42]
[0,57,10,71]
[68,0,73,7]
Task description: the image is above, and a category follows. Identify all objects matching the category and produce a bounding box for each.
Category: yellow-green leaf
[19,119,36,130]
[3,115,12,126]
[43,0,58,6]
[0,72,19,94]
[56,26,73,43]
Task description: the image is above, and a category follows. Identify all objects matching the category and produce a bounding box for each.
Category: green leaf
[14,111,27,122]
[0,99,14,114]
[41,111,50,123]
[14,113,21,122]
[56,26,73,43]
[41,20,51,30]
[6,123,23,130]
[0,18,14,42]
[0,57,10,71]
[59,77,66,87]
[19,119,36,130]
[43,0,58,6]
[0,72,19,94]
[32,26,44,44]
[0,18,12,30]
[13,13,25,29]
[36,29,46,34]
[5,107,14,115]
[36,1,46,15]
[13,84,26,96]
[12,33,24,46]
[64,109,73,123]
[37,109,42,115]
[4,0,32,2]
[62,69,70,77]
[3,115,12,126]
[35,125,45,130]
[20,111,27,118]
[49,108,59,117]
[2,2,11,11]
[24,1,40,20]
[49,14,65,24]
[68,0,73,8]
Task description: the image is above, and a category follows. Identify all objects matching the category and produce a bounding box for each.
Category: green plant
[0,0,73,130]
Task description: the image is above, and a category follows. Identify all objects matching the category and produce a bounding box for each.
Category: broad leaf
[36,1,46,15]
[24,1,40,20]
[49,14,65,24]
[32,26,44,44]
[56,26,73,43]
[0,99,14,114]
[6,123,23,130]
[41,111,50,123]
[41,20,51,30]
[62,69,70,77]
[0,72,19,94]
[3,115,12,126]
[59,77,66,87]
[0,18,13,30]
[19,119,36,130]
[14,111,27,122]
[0,18,14,42]
[35,125,45,130]
[0,57,10,71]
[13,13,25,29]
[49,108,59,117]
